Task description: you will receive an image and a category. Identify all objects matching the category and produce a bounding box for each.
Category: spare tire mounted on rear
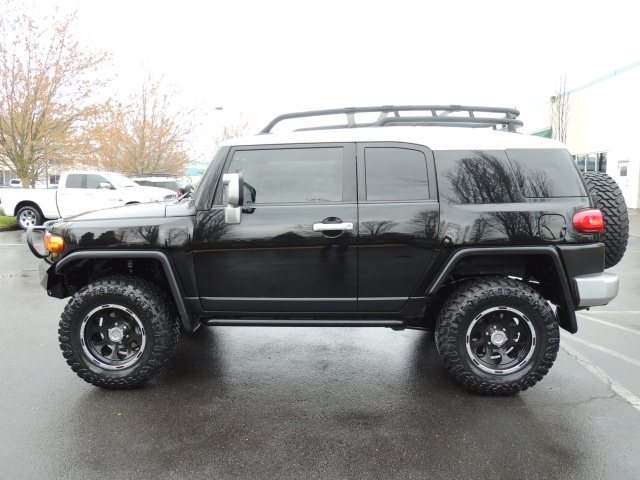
[582,172,629,269]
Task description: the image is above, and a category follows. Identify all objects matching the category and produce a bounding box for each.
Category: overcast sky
[16,0,640,155]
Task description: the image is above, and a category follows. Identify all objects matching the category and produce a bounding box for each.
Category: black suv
[27,105,628,395]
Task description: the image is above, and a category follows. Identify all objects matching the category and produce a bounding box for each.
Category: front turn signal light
[44,232,65,253]
[573,209,604,233]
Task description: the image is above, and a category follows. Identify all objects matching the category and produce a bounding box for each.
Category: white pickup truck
[0,170,178,229]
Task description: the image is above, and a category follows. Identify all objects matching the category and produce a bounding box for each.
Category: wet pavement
[1,221,639,479]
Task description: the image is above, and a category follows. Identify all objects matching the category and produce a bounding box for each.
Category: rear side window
[435,150,520,204]
[227,147,343,203]
[364,147,429,201]
[65,174,83,189]
[506,149,587,198]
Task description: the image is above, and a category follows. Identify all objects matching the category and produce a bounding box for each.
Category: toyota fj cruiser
[27,105,628,395]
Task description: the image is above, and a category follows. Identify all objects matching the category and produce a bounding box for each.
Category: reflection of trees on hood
[79,232,94,247]
[130,225,160,245]
[164,227,188,246]
[443,151,554,242]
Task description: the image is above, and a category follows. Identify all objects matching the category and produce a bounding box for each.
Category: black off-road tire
[583,172,629,268]
[16,205,43,230]
[58,275,180,389]
[435,277,559,396]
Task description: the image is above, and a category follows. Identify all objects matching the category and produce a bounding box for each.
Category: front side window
[226,147,343,204]
[87,174,110,189]
[364,147,429,201]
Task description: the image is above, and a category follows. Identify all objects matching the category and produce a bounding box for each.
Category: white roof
[221,126,566,151]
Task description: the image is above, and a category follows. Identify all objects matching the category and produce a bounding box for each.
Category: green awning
[530,127,552,138]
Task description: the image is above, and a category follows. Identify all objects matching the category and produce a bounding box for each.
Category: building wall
[524,62,640,208]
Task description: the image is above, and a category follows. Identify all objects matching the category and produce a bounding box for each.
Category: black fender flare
[55,250,198,333]
[426,246,577,333]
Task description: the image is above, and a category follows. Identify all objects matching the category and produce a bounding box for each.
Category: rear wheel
[16,205,43,230]
[435,277,559,395]
[58,275,179,389]
[583,172,629,268]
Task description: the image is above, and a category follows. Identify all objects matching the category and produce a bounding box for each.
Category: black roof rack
[259,105,522,134]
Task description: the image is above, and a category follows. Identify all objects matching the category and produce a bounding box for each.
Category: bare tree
[86,76,191,175]
[0,5,108,187]
[213,113,252,147]
[549,74,572,144]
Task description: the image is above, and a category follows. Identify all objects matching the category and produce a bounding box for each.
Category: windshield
[110,173,139,188]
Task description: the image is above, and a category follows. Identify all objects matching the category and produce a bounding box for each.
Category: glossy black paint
[192,204,358,312]
[434,149,592,247]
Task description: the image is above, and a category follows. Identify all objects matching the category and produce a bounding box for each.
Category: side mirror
[222,173,244,224]
[98,183,114,190]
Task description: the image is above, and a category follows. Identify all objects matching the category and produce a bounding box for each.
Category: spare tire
[582,172,629,268]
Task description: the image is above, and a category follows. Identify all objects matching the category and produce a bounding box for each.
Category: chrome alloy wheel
[465,306,536,375]
[18,209,38,228]
[80,304,146,370]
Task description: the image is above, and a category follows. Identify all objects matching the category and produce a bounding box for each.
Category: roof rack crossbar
[260,105,522,134]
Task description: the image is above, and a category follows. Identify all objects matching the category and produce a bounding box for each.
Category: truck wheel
[16,205,43,230]
[58,275,180,389]
[435,277,559,395]
[582,172,629,268]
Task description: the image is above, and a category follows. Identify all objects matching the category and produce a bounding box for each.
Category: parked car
[9,179,46,188]
[131,175,188,196]
[26,105,627,395]
[0,170,177,229]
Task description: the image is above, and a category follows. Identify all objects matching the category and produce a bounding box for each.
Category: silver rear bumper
[575,272,619,307]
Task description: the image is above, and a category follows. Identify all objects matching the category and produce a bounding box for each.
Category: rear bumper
[0,205,6,216]
[574,272,619,307]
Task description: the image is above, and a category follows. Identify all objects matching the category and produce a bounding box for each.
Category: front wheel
[435,277,559,395]
[58,276,180,389]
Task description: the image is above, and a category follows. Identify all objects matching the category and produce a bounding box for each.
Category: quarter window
[365,147,429,201]
[227,148,343,204]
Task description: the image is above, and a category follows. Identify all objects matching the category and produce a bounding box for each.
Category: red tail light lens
[573,209,604,233]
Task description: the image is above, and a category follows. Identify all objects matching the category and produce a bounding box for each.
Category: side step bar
[201,319,407,328]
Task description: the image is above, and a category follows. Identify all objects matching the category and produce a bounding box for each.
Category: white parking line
[577,312,640,335]
[561,333,640,367]
[562,343,640,413]
[582,311,640,315]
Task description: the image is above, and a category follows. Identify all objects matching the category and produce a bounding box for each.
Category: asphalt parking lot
[1,214,639,479]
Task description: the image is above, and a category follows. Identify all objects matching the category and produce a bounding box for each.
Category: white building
[523,60,640,208]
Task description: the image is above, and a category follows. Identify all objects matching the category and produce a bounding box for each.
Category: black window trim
[356,142,438,203]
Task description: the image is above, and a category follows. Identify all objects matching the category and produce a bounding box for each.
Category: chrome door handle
[313,222,354,232]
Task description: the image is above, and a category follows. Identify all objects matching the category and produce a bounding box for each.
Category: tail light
[573,209,604,233]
